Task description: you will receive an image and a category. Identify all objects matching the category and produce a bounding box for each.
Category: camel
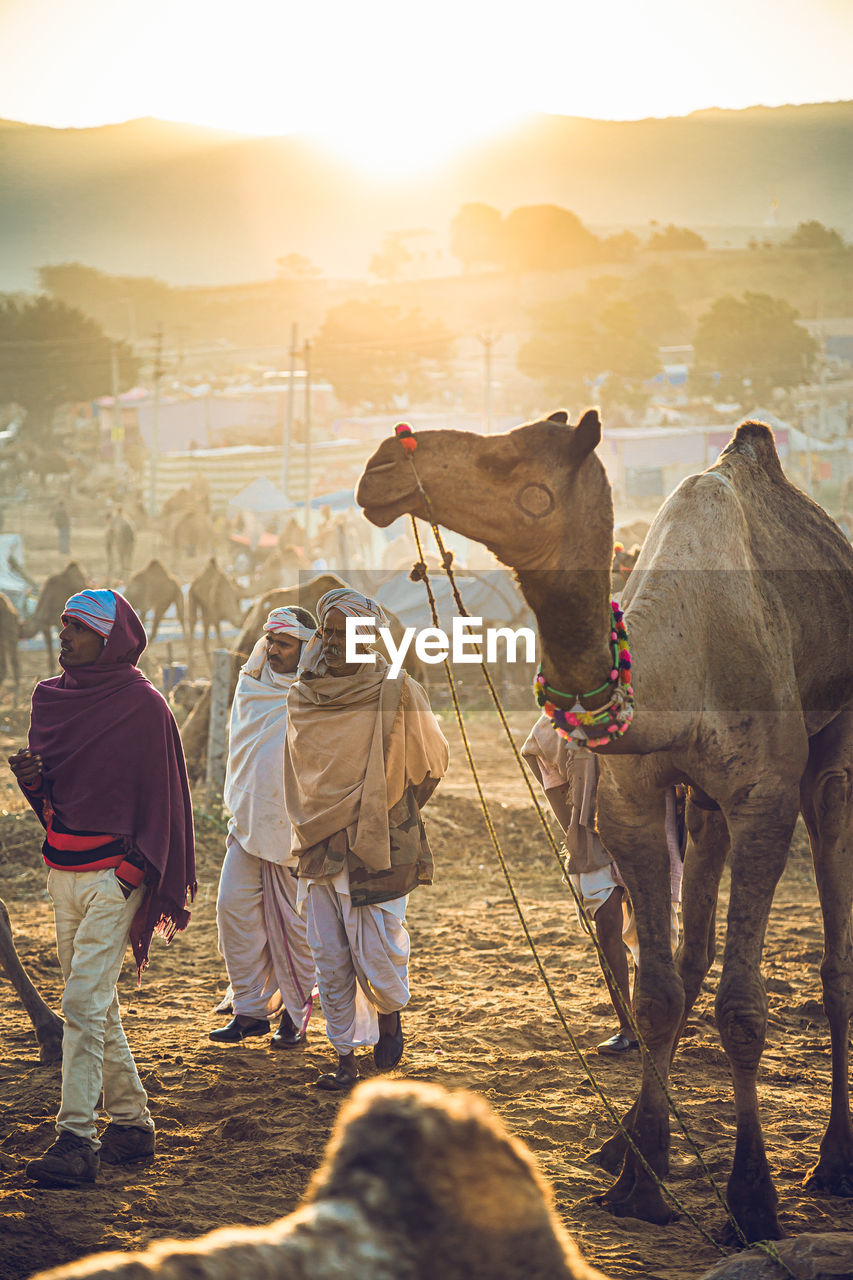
[20,562,88,672]
[187,558,246,666]
[0,898,63,1063]
[357,410,853,1244]
[0,591,20,695]
[253,543,312,595]
[170,506,217,567]
[27,1080,606,1280]
[105,508,136,584]
[123,559,185,645]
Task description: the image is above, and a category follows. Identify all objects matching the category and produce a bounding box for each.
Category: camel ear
[568,408,601,464]
[546,410,569,424]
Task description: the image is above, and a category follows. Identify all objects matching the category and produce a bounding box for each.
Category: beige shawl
[284,657,449,872]
[521,715,611,874]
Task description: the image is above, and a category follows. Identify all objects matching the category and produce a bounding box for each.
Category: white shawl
[224,637,297,864]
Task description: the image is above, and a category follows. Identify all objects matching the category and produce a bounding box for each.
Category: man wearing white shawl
[522,714,683,1056]
[210,606,318,1048]
[284,587,449,1091]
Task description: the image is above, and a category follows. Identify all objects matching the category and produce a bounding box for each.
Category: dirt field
[0,500,852,1279]
[1,666,852,1279]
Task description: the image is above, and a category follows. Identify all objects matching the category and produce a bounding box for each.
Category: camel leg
[799,709,853,1197]
[676,798,730,1026]
[714,788,800,1243]
[149,606,164,645]
[592,796,730,1177]
[0,898,63,1063]
[43,627,54,673]
[593,774,683,1225]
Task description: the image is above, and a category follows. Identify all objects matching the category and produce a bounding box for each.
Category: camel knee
[716,974,767,1072]
[635,965,684,1044]
[819,952,853,1024]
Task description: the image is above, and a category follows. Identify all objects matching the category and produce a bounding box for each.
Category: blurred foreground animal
[123,559,185,645]
[28,1080,607,1280]
[0,897,63,1063]
[19,562,88,672]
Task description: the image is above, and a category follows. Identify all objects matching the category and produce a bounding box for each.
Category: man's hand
[8,748,43,789]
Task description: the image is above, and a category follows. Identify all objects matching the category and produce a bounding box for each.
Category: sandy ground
[1,662,853,1280]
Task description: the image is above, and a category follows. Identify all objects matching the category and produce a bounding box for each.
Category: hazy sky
[1,0,851,172]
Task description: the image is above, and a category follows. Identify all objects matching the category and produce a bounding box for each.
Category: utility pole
[110,344,124,474]
[303,338,312,543]
[478,333,498,434]
[281,323,298,500]
[148,325,164,518]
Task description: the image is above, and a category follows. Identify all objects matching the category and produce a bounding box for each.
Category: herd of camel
[3,410,853,1278]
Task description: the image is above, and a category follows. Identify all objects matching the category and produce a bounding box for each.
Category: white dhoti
[217,835,316,1030]
[303,871,410,1054]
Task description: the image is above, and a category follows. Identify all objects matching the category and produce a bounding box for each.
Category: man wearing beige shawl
[522,715,682,1056]
[284,587,448,1091]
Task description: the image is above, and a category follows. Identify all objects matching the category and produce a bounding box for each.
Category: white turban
[262,606,316,644]
[315,587,388,628]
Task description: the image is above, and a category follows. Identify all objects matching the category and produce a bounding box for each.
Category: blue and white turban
[62,589,117,638]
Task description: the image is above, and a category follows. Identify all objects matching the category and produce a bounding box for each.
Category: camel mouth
[359,494,417,528]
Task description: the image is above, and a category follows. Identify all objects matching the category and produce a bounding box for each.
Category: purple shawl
[25,592,196,973]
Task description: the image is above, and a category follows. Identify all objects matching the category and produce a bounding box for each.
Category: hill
[0,102,851,290]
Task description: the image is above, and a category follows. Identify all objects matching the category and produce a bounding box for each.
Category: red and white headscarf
[61,589,117,638]
[262,606,316,643]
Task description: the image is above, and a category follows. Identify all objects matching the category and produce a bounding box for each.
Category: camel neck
[516,567,614,702]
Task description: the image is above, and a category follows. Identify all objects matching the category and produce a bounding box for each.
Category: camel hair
[357,409,853,1244]
[28,1079,606,1280]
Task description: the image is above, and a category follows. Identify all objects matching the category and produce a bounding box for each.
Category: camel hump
[720,420,785,480]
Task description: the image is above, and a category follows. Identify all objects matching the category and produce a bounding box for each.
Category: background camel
[186,558,245,666]
[104,509,136,584]
[20,562,88,671]
[0,592,20,696]
[26,1079,606,1280]
[123,558,185,645]
[0,898,63,1063]
[357,411,853,1244]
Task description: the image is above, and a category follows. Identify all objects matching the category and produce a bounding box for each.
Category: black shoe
[374,1010,404,1071]
[99,1123,155,1165]
[26,1131,99,1186]
[596,1031,639,1056]
[271,1010,305,1049]
[209,1015,270,1043]
[315,1065,359,1091]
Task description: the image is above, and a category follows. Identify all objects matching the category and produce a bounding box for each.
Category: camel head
[357,409,612,574]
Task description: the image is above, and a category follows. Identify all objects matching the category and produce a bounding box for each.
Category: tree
[646,224,707,252]
[369,232,414,283]
[502,205,601,272]
[782,220,847,252]
[275,254,321,280]
[0,296,139,438]
[517,297,659,409]
[693,291,817,400]
[312,299,454,409]
[449,203,504,270]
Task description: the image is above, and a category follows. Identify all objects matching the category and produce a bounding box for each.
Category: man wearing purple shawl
[8,589,195,1187]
